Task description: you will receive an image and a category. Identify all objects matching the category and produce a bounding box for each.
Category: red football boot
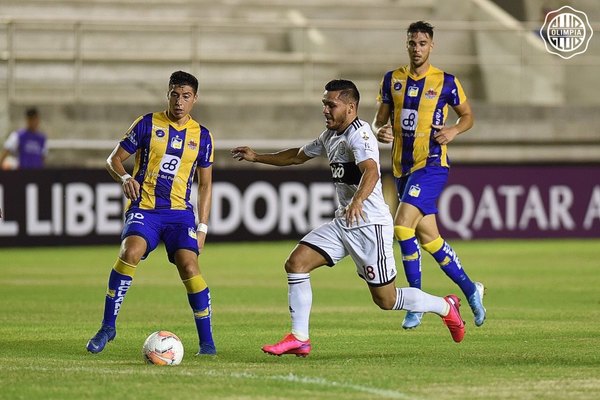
[262,333,311,357]
[442,295,466,343]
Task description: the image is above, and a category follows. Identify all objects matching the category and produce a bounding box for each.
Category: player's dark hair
[407,21,434,38]
[325,79,360,106]
[25,107,39,118]
[169,70,199,94]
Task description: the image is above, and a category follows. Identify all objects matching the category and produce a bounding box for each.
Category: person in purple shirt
[0,107,47,169]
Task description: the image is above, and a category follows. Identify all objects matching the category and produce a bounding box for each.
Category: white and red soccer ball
[142,330,184,366]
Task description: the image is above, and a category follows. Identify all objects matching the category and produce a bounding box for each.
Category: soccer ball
[142,331,184,366]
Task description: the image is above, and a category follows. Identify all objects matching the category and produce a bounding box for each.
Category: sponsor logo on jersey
[188,139,198,150]
[153,125,167,137]
[434,108,444,125]
[171,135,183,150]
[393,81,403,91]
[126,129,137,146]
[424,88,438,99]
[330,162,362,185]
[407,86,419,97]
[451,88,459,103]
[205,143,212,162]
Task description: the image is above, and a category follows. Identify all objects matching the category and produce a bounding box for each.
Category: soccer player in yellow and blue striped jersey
[373,21,486,330]
[87,71,217,355]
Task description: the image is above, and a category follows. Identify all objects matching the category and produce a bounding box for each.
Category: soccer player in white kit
[232,80,465,357]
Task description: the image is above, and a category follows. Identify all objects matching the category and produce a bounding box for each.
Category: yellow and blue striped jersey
[119,111,214,211]
[377,65,467,177]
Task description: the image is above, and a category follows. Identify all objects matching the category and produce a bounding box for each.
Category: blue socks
[102,259,136,327]
[100,260,216,353]
[422,237,476,298]
[395,226,422,288]
[395,227,476,299]
[183,275,215,352]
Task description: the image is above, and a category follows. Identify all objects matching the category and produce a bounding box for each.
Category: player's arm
[231,146,311,166]
[196,165,212,251]
[432,100,474,145]
[345,158,379,226]
[0,132,17,169]
[106,144,140,200]
[372,102,394,144]
[0,148,9,169]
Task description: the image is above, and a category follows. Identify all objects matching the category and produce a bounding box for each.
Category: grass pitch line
[4,364,418,399]
[223,370,417,399]
[204,369,417,399]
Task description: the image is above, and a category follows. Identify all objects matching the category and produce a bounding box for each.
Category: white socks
[287,274,450,340]
[288,273,312,341]
[393,287,449,316]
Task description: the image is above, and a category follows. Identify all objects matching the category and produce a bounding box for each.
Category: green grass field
[1,239,599,400]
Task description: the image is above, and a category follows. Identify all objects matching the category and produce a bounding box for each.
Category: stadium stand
[0,0,598,167]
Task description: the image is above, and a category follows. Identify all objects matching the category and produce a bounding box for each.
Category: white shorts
[300,219,397,286]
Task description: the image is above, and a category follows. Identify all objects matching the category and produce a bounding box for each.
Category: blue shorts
[395,166,449,216]
[122,208,198,264]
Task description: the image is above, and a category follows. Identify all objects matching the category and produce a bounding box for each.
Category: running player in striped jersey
[232,79,466,357]
[372,21,486,330]
[86,71,216,355]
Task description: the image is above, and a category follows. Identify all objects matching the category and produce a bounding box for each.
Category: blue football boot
[196,343,217,356]
[86,324,116,354]
[468,282,486,326]
[402,311,424,329]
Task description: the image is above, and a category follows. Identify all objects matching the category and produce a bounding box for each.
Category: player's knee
[371,293,394,310]
[119,247,144,265]
[178,263,199,279]
[284,256,307,273]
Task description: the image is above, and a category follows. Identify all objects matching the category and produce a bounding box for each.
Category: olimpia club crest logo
[540,6,593,59]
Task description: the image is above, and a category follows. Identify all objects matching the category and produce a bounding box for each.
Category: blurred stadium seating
[0,0,598,167]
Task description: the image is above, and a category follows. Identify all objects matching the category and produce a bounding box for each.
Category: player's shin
[422,236,476,298]
[288,273,311,341]
[102,258,137,327]
[395,226,422,288]
[183,274,216,354]
[394,287,448,315]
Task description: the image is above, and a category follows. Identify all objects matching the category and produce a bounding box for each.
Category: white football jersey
[302,118,393,229]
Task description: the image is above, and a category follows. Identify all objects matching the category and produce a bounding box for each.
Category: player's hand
[432,124,459,145]
[231,146,257,162]
[122,177,141,200]
[345,199,366,226]
[376,124,394,144]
